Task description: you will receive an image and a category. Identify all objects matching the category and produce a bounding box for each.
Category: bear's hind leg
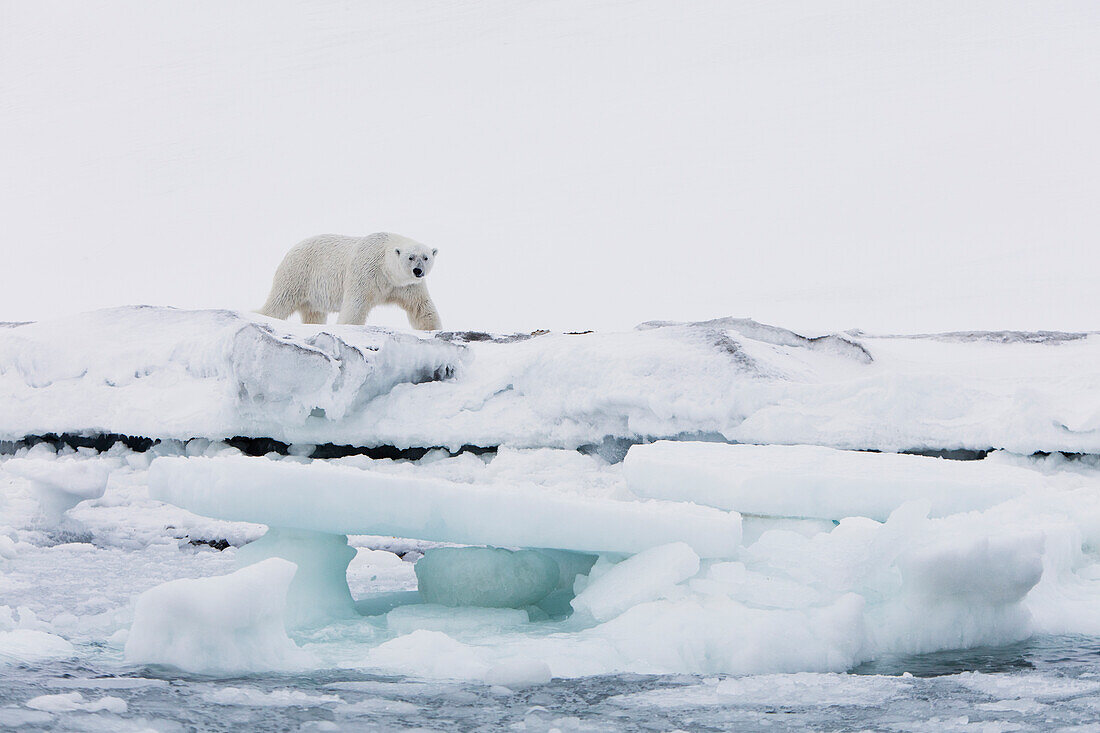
[337,296,371,326]
[299,308,327,325]
[258,291,297,320]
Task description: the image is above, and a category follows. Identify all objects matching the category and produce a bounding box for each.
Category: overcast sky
[2,1,1098,335]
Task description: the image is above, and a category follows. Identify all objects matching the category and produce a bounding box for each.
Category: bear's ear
[394,248,401,256]
[431,248,438,256]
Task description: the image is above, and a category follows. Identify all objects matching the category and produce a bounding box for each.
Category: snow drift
[0,306,463,443]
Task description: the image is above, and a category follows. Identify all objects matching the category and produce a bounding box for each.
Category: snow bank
[148,456,743,557]
[624,442,1042,521]
[0,306,462,442]
[289,318,1100,454]
[3,308,1098,455]
[125,558,311,674]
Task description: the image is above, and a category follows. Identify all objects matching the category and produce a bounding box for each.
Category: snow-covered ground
[4,307,1099,453]
[3,307,1100,729]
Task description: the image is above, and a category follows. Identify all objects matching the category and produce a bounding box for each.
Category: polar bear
[259,232,442,330]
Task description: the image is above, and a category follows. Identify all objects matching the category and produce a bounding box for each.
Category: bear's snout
[413,268,424,278]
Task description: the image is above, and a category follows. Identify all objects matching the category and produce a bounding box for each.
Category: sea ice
[125,558,311,674]
[624,441,1042,521]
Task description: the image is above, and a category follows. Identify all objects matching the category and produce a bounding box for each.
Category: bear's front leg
[407,296,442,331]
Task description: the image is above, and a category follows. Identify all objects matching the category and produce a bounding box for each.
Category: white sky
[2,1,1098,335]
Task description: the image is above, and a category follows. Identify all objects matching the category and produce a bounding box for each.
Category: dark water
[5,636,1100,732]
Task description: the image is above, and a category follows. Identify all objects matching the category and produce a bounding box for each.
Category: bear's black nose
[413,268,424,278]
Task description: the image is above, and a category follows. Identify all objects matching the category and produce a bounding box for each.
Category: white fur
[259,233,442,330]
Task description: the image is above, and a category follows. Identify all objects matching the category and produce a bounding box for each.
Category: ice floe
[147,455,743,557]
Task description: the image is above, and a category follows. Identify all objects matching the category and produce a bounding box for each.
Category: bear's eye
[409,256,415,261]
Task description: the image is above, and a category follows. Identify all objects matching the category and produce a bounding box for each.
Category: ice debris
[125,558,311,674]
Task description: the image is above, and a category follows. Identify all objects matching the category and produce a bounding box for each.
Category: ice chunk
[865,532,1044,655]
[364,630,488,680]
[235,528,357,629]
[0,534,17,559]
[149,456,743,558]
[588,593,867,675]
[3,458,111,525]
[125,558,312,674]
[25,692,127,714]
[415,547,560,608]
[898,533,1043,604]
[572,542,700,622]
[0,629,75,666]
[625,442,1040,521]
[742,504,1046,657]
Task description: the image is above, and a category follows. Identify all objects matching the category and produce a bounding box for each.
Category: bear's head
[386,240,438,286]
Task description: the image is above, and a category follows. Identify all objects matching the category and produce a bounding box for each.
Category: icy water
[5,636,1100,732]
